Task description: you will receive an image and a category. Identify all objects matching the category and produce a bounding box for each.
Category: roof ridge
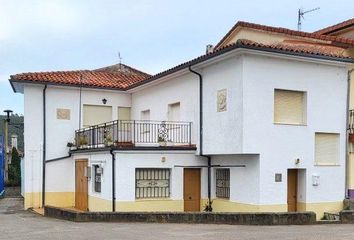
[214,20,354,49]
[314,18,354,35]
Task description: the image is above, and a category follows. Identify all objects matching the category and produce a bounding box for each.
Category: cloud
[0,0,82,40]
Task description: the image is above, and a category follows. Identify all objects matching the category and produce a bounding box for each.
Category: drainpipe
[42,85,47,207]
[188,66,212,211]
[110,149,116,212]
[346,68,354,199]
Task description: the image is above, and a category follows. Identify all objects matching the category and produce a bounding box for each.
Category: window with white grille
[274,89,306,125]
[315,133,340,165]
[216,169,230,199]
[135,168,170,199]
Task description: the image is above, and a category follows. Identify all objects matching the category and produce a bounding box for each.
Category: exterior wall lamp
[102,98,107,105]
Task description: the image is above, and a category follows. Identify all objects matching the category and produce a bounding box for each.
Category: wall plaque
[57,108,70,120]
[217,89,227,112]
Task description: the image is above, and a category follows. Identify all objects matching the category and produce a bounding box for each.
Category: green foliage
[0,114,24,151]
[7,147,21,186]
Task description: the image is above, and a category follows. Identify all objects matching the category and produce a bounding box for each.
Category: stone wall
[44,206,316,225]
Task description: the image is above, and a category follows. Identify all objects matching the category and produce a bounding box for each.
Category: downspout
[42,85,47,207]
[346,68,354,199]
[110,149,116,212]
[188,66,212,211]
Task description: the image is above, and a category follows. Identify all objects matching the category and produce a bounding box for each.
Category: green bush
[8,147,21,186]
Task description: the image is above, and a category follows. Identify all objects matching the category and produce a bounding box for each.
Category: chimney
[11,134,18,149]
[206,44,214,54]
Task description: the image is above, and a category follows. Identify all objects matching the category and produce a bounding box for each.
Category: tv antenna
[297,7,320,31]
[117,51,123,64]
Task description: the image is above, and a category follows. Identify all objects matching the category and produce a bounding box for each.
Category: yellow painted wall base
[205,198,287,212]
[89,196,112,212]
[116,199,184,212]
[24,192,75,209]
[298,201,343,220]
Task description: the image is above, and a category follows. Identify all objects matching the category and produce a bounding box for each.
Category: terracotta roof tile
[215,21,354,49]
[314,18,354,35]
[10,64,150,90]
[128,39,353,89]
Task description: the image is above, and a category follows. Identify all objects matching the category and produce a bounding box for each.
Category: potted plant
[158,136,167,147]
[104,135,113,147]
[79,135,88,148]
[66,141,76,151]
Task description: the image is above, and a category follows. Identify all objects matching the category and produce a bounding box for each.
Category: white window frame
[314,132,340,166]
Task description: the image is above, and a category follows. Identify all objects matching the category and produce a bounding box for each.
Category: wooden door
[75,159,88,211]
[183,168,201,212]
[287,169,298,212]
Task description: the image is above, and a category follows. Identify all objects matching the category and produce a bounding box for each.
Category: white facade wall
[115,151,206,202]
[242,54,348,205]
[24,86,44,200]
[73,151,207,204]
[211,155,260,204]
[202,57,243,154]
[23,84,131,205]
[131,73,199,147]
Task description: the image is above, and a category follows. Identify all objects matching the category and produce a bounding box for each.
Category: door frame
[75,159,88,211]
[287,169,298,212]
[183,168,201,212]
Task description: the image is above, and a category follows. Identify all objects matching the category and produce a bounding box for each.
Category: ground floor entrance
[183,168,201,212]
[75,159,88,211]
[287,169,298,212]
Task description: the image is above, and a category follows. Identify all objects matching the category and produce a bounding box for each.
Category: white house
[10,19,354,219]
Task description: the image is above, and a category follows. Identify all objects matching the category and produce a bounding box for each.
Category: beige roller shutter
[315,133,340,165]
[274,89,305,124]
[83,105,112,127]
[118,107,131,121]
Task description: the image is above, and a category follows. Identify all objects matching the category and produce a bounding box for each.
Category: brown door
[287,169,298,212]
[183,168,201,212]
[75,159,88,211]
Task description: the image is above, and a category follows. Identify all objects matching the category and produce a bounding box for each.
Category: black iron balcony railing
[74,120,192,149]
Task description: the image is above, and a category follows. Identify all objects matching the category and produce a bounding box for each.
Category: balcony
[74,120,193,150]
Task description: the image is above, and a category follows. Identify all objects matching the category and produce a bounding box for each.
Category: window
[274,89,306,125]
[215,169,230,199]
[93,165,102,193]
[141,109,150,121]
[168,102,180,121]
[315,133,340,165]
[83,105,112,127]
[118,107,131,121]
[135,168,170,199]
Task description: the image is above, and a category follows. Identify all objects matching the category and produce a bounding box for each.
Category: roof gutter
[42,84,47,207]
[346,68,354,199]
[110,148,116,212]
[188,66,212,212]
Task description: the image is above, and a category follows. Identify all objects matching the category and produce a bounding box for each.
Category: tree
[7,147,21,186]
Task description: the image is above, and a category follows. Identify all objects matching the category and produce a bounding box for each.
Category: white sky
[0,0,353,114]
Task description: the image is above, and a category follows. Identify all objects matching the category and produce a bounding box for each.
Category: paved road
[1,198,354,240]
